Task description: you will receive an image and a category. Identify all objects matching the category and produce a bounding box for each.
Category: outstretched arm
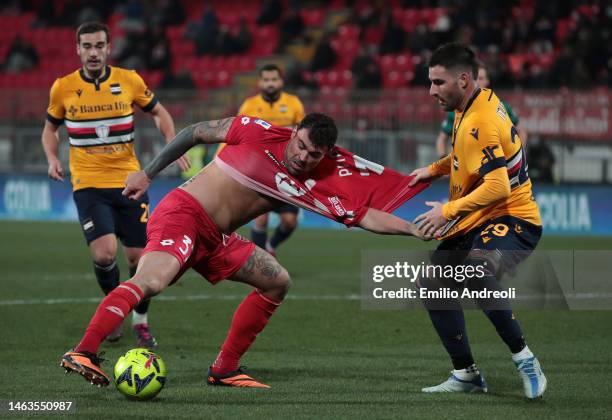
[358,207,424,238]
[122,117,234,199]
[144,117,234,179]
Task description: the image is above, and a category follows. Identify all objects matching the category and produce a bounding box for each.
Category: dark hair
[297,113,338,149]
[259,63,283,78]
[429,42,478,79]
[76,21,110,44]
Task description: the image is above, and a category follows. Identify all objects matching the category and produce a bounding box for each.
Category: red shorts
[143,188,255,285]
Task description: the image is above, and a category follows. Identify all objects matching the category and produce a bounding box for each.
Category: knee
[263,268,291,300]
[254,215,269,229]
[92,252,115,267]
[281,217,298,231]
[131,273,168,298]
[278,268,292,296]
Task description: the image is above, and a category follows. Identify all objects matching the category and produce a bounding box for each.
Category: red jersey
[216,116,428,227]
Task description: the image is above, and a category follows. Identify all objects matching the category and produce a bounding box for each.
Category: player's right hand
[47,159,64,181]
[408,166,432,186]
[123,170,151,200]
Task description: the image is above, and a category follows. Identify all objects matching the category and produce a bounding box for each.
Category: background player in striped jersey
[217,64,305,256]
[41,21,189,348]
[435,63,528,158]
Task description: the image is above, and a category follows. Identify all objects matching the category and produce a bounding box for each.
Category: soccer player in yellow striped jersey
[218,64,305,256]
[41,22,189,349]
[410,43,547,399]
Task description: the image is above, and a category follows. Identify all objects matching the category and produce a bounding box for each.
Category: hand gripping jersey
[216,116,428,227]
[430,88,541,239]
[46,65,158,191]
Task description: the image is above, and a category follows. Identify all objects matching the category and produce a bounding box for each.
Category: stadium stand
[0,0,610,182]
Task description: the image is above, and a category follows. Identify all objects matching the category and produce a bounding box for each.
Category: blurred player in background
[218,64,305,256]
[435,63,528,158]
[41,21,189,348]
[410,43,546,399]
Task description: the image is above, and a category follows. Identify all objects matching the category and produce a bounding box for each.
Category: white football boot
[422,370,488,393]
[514,356,547,399]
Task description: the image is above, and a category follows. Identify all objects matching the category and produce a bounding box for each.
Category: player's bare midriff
[180,160,279,234]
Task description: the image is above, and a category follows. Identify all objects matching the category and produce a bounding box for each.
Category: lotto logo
[160,239,174,246]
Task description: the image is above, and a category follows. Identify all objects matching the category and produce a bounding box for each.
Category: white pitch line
[1,292,611,307]
[0,294,363,306]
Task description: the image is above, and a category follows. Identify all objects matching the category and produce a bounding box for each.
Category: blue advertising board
[0,175,609,236]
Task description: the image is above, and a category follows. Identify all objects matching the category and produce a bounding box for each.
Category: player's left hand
[414,201,447,238]
[175,154,191,172]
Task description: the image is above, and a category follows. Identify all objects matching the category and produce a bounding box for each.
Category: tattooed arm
[144,117,234,179]
[122,117,234,199]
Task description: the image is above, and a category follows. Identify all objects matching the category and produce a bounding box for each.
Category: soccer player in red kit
[60,113,428,388]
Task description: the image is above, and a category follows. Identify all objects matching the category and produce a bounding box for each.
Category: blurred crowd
[1,0,611,90]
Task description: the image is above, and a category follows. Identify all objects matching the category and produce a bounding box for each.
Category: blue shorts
[433,215,542,276]
[273,203,299,214]
[73,187,149,247]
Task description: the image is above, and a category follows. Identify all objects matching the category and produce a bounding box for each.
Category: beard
[262,88,281,102]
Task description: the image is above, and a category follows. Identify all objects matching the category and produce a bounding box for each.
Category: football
[114,348,166,400]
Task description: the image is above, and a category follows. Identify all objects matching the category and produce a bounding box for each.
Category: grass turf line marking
[1,292,611,306]
[0,294,363,306]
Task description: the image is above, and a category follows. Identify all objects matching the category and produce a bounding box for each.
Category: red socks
[75,284,280,374]
[75,282,143,354]
[211,290,281,375]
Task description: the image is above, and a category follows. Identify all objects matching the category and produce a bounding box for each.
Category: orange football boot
[60,350,111,387]
[207,367,270,388]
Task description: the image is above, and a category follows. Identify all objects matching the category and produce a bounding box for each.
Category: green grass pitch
[1,221,611,419]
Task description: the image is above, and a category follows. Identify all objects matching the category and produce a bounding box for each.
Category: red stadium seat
[301,9,324,27]
[337,25,360,41]
[363,26,384,46]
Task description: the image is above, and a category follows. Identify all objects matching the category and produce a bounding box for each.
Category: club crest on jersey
[95,124,110,139]
[68,105,78,119]
[110,83,122,95]
[275,172,306,197]
[241,116,250,125]
[279,104,288,113]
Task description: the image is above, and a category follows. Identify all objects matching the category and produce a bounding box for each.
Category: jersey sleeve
[464,119,506,177]
[442,167,510,219]
[440,112,454,136]
[131,71,158,112]
[46,79,65,125]
[428,154,451,176]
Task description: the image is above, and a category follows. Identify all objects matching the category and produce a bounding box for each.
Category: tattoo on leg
[241,251,256,275]
[238,248,281,280]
